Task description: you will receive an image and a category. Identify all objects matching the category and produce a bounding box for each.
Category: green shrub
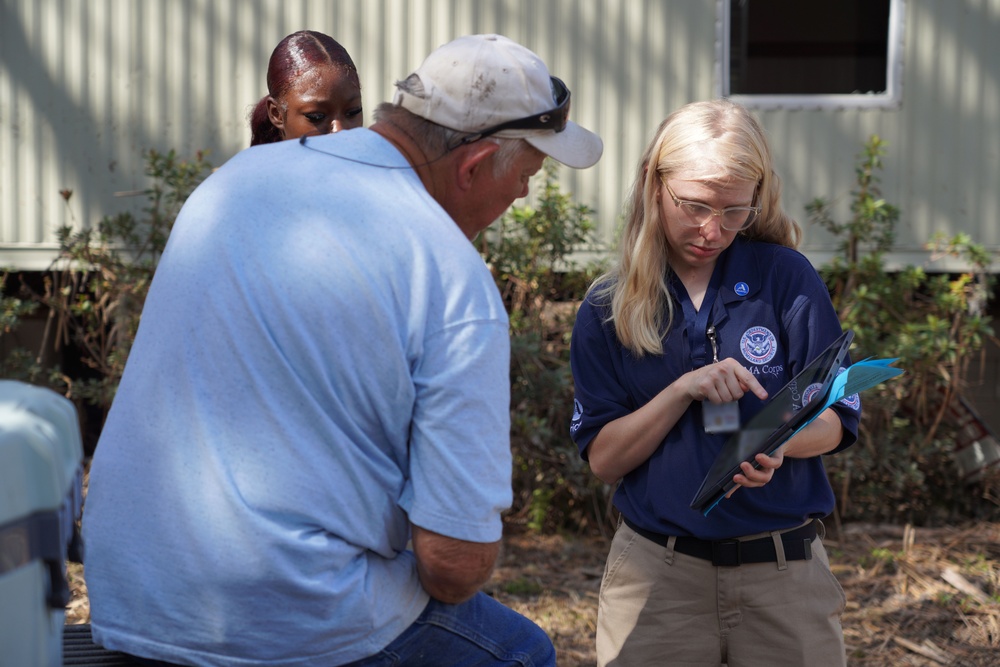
[480,160,612,534]
[808,136,999,525]
[1,149,212,413]
[0,271,44,382]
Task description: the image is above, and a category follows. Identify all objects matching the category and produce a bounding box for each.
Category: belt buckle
[711,539,741,566]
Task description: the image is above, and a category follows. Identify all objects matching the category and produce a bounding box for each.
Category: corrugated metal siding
[1,0,998,270]
[754,0,1000,268]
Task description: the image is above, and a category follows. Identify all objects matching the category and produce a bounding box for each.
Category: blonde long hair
[593,99,801,356]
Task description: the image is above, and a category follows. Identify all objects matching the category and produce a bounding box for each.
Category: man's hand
[411,524,500,604]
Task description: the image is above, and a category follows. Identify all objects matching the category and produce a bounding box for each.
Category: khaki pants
[596,521,846,667]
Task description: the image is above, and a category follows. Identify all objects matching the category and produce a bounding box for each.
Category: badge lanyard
[678,270,740,434]
[679,270,722,370]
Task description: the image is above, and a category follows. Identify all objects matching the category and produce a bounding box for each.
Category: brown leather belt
[624,517,816,567]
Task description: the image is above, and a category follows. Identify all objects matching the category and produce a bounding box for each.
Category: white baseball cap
[393,34,603,169]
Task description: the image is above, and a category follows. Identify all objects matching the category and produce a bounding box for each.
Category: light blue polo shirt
[84,130,513,666]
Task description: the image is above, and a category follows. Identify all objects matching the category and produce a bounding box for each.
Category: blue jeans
[131,592,555,667]
[342,592,556,667]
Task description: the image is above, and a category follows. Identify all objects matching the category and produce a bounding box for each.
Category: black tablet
[690,329,855,514]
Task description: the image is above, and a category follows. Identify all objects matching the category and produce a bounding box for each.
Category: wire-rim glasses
[663,181,761,231]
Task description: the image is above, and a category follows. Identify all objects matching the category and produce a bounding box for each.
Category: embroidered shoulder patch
[570,398,584,434]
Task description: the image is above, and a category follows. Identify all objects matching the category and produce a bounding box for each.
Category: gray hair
[373,102,532,178]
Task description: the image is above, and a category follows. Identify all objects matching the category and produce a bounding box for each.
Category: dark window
[729,0,891,95]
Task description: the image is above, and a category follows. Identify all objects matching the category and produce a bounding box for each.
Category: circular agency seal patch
[802,382,824,405]
[740,326,778,365]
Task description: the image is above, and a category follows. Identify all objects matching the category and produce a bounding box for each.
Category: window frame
[716,0,906,110]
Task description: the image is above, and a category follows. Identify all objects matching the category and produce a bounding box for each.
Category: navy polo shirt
[570,237,860,540]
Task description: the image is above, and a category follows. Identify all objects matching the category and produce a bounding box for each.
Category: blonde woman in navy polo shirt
[570,99,860,667]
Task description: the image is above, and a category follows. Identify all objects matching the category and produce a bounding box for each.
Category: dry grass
[831,522,1000,666]
[487,530,606,665]
[488,523,1000,667]
[67,522,1000,666]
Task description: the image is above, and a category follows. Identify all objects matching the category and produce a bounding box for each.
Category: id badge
[703,400,740,434]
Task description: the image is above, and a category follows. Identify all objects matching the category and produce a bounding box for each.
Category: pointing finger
[737,366,768,400]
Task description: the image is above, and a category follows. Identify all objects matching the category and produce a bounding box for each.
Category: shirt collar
[715,236,763,305]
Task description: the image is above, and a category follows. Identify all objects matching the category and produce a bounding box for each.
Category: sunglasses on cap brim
[454,77,571,147]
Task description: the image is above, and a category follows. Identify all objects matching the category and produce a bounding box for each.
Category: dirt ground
[486,522,1000,667]
[67,521,1000,666]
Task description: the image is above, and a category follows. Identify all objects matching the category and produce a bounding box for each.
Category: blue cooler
[0,381,84,667]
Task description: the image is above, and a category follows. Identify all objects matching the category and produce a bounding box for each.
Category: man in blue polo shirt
[84,34,602,667]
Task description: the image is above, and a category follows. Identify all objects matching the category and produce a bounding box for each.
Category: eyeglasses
[454,77,570,147]
[663,182,761,231]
